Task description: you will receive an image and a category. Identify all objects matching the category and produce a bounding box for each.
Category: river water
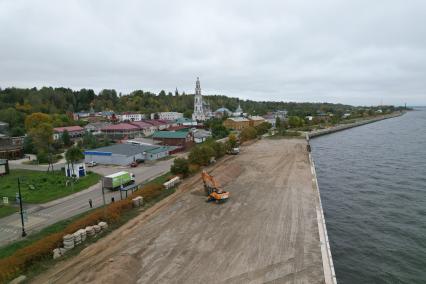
[311,109,426,284]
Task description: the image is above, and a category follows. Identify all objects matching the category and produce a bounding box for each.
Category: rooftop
[101,123,140,131]
[53,126,84,133]
[153,131,189,139]
[145,120,169,126]
[175,117,195,123]
[215,107,232,113]
[227,117,250,122]
[249,116,266,121]
[85,143,165,157]
[129,121,155,129]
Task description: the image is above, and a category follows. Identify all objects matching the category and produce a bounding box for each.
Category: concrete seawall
[308,112,404,139]
[308,147,337,284]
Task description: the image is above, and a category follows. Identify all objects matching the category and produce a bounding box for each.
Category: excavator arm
[201,170,229,203]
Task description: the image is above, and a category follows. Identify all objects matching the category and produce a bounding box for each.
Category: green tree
[28,123,53,154]
[255,122,272,135]
[62,130,72,147]
[288,116,304,128]
[211,141,226,158]
[10,126,25,137]
[275,117,281,128]
[188,145,215,166]
[23,136,36,154]
[171,158,190,177]
[183,110,192,119]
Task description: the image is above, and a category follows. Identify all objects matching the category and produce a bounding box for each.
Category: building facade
[84,144,170,166]
[192,77,212,121]
[223,117,251,130]
[249,116,266,127]
[53,126,85,141]
[117,112,145,122]
[151,112,183,121]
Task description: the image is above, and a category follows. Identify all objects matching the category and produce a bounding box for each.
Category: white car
[87,161,97,167]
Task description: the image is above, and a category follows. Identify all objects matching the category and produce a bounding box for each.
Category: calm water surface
[311,109,426,284]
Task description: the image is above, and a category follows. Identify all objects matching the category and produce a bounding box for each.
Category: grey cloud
[0,0,425,105]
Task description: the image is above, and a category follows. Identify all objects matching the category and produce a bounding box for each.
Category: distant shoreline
[307,111,405,139]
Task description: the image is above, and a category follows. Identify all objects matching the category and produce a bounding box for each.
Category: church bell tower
[192,77,205,121]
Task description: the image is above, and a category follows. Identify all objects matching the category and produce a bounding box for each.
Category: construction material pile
[52,221,109,259]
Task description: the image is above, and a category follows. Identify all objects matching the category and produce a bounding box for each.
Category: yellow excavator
[201,170,230,203]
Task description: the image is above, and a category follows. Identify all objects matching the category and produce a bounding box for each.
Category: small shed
[65,161,86,178]
[0,159,9,175]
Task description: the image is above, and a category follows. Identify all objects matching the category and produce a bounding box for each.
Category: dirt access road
[33,138,325,284]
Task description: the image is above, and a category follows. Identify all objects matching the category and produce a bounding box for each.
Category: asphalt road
[0,158,174,247]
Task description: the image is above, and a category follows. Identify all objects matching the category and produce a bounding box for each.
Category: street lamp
[17,177,27,237]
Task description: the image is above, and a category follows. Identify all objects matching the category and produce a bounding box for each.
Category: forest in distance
[0,86,403,136]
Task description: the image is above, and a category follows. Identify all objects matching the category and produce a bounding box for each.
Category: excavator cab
[201,170,230,203]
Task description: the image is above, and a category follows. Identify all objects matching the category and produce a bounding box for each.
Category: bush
[188,163,200,174]
[36,151,49,163]
[240,126,257,142]
[227,133,238,148]
[255,122,272,135]
[171,158,190,177]
[133,184,164,203]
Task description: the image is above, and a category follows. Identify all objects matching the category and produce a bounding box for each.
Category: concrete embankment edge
[307,136,337,284]
[307,112,404,139]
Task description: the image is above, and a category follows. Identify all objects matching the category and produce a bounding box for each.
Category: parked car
[87,161,97,167]
[135,158,145,164]
[227,147,240,155]
[130,161,138,167]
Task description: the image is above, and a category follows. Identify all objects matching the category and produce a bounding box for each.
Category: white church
[192,77,213,121]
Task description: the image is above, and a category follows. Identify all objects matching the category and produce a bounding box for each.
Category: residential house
[152,130,193,149]
[150,112,183,121]
[53,126,85,140]
[84,122,111,135]
[193,129,212,143]
[117,112,145,122]
[100,123,140,139]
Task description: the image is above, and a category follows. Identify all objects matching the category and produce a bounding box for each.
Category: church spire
[195,77,201,95]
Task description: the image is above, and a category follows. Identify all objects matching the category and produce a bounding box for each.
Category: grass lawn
[146,172,173,186]
[0,170,101,204]
[0,205,18,218]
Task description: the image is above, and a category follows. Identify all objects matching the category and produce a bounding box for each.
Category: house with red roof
[129,121,157,136]
[100,123,141,139]
[53,126,85,140]
[145,120,170,130]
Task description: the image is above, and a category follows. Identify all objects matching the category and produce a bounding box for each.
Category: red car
[130,161,138,167]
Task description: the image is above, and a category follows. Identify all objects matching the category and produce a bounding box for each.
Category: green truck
[102,171,135,190]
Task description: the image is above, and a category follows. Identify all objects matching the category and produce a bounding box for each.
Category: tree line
[1,86,392,135]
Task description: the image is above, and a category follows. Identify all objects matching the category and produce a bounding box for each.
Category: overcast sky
[1,0,425,106]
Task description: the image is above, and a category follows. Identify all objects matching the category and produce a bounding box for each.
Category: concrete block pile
[52,221,109,259]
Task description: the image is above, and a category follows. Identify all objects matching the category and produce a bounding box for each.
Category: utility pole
[101,178,107,219]
[17,178,27,237]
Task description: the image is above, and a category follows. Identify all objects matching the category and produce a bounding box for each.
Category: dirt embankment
[33,139,325,284]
